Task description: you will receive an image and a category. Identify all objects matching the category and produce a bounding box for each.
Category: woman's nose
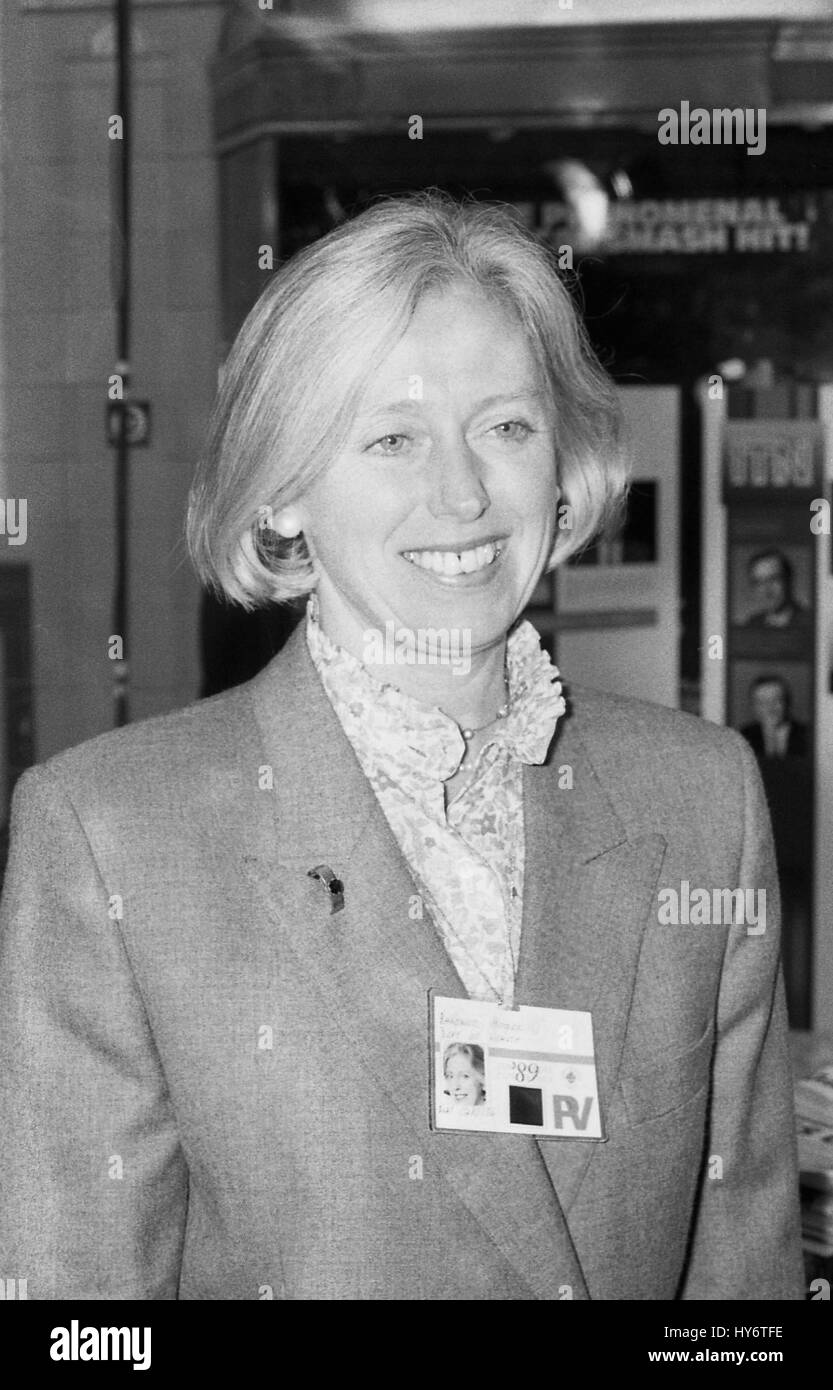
[425,440,489,522]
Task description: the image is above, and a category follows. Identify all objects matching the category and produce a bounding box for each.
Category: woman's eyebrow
[355,388,547,419]
[353,399,425,420]
[473,390,547,410]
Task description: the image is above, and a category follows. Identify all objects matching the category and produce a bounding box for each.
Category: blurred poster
[724,415,819,1028]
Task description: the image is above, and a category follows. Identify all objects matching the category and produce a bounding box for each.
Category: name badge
[429,993,605,1140]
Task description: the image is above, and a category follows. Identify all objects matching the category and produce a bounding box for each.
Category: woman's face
[445,1054,485,1108]
[296,282,559,665]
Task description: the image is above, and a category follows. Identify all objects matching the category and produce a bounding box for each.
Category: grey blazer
[0,622,804,1299]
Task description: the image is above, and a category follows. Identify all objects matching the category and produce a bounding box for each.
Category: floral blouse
[305,596,566,1007]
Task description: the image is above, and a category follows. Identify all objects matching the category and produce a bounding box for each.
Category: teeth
[403,542,501,576]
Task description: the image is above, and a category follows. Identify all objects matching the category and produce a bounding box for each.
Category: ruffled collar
[305,593,566,789]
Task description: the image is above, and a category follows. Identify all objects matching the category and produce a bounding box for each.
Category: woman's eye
[366,433,409,456]
[490,420,533,441]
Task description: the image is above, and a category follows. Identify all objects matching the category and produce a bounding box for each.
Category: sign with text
[723,420,822,503]
[511,192,830,257]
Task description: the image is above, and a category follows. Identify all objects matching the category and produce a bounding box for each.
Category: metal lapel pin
[307,864,345,914]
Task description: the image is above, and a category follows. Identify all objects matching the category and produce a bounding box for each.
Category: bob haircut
[187,190,628,608]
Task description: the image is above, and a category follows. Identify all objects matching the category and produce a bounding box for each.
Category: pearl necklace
[460,676,511,742]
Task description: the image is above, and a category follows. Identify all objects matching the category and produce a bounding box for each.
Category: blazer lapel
[216,624,590,1300]
[517,708,668,1214]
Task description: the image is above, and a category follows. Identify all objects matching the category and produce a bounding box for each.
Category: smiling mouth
[401,541,502,577]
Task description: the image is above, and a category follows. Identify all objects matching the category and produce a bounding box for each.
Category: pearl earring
[274,513,302,539]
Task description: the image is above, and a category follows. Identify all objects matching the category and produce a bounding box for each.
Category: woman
[443,1043,487,1111]
[0,192,803,1300]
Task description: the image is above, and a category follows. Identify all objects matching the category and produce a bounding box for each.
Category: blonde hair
[187,190,627,608]
[443,1042,485,1077]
